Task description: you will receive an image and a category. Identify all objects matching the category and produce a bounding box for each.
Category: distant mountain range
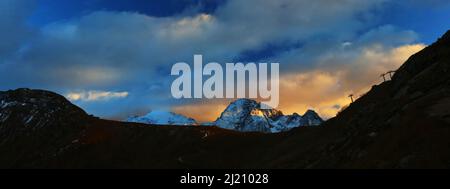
[126,99,323,133]
[0,30,449,168]
[126,111,198,126]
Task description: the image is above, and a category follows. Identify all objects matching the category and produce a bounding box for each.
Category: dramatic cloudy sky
[1,0,449,122]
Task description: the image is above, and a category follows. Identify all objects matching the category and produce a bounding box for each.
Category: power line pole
[380,73,386,82]
[387,70,395,80]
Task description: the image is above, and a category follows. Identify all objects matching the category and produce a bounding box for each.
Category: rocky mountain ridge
[214,99,323,133]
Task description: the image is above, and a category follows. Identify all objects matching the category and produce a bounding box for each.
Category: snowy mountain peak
[214,99,323,133]
[124,99,323,132]
[126,110,197,125]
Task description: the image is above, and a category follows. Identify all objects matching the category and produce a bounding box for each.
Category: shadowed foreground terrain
[1,31,450,169]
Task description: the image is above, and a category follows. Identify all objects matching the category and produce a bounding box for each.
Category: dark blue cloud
[234,41,303,63]
[29,0,226,26]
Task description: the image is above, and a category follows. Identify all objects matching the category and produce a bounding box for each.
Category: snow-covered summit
[214,99,323,133]
[124,99,323,132]
[126,111,197,125]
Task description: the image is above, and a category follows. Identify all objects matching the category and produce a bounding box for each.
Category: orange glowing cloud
[172,100,229,123]
[277,44,426,119]
[172,44,426,122]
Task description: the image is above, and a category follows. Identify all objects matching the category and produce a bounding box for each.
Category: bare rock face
[0,88,89,168]
[0,88,88,131]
